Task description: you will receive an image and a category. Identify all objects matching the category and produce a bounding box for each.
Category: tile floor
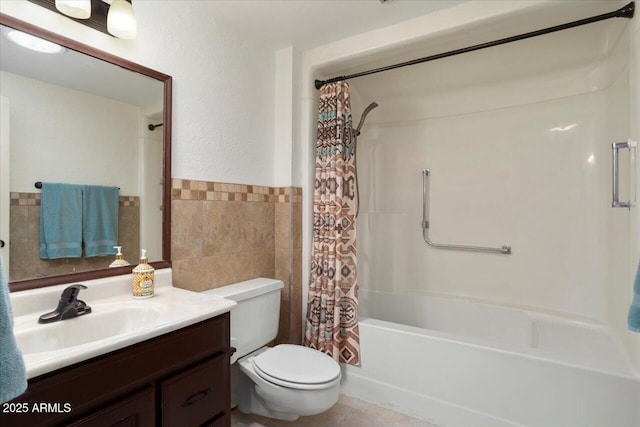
[231,394,438,427]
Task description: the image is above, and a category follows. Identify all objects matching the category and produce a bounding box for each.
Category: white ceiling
[0,1,465,106]
[202,0,466,50]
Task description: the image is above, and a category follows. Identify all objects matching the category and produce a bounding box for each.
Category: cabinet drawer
[202,412,230,427]
[68,386,155,427]
[161,355,228,427]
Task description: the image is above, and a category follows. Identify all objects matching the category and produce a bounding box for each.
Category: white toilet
[204,278,341,421]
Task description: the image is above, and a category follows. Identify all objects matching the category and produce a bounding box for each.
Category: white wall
[0,0,276,187]
[273,46,301,187]
[1,71,139,194]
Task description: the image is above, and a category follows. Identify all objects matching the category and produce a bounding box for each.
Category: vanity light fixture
[55,0,91,19]
[106,0,137,39]
[26,0,137,40]
[1,27,66,54]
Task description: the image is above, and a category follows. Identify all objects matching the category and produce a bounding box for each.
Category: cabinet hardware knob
[0,240,4,248]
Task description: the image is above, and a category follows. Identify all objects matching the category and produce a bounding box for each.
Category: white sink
[10,269,236,379]
[15,303,163,354]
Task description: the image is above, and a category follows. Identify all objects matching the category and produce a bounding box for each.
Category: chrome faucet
[38,284,92,324]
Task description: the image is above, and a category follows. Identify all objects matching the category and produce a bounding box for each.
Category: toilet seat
[252,344,341,390]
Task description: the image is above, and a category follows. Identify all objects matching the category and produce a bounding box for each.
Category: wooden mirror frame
[1,14,172,292]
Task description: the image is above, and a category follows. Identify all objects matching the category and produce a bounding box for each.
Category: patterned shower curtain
[304,81,360,365]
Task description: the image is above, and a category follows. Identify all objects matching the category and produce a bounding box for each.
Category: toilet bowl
[203,278,342,421]
[237,345,341,421]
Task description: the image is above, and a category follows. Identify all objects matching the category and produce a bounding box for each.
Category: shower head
[362,102,379,119]
[355,102,379,136]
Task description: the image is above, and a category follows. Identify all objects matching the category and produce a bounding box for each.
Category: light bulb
[2,28,66,54]
[55,0,91,20]
[107,0,137,40]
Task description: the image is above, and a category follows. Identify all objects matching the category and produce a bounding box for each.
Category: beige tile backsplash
[171,178,303,344]
[9,193,139,281]
[9,180,304,344]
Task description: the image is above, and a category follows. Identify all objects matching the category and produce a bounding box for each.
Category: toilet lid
[253,344,341,387]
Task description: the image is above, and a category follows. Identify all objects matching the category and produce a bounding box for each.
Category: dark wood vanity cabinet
[1,313,231,427]
[67,387,156,427]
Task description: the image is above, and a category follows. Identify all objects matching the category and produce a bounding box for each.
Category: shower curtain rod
[314,2,635,90]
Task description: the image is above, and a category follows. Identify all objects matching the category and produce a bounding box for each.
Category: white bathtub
[341,289,640,427]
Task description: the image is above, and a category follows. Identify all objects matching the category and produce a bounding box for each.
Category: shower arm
[354,102,379,218]
[421,169,512,255]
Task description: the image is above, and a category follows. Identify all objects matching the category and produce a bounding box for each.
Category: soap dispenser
[109,246,130,268]
[132,249,154,298]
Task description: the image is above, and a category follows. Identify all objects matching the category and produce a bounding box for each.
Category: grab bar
[422,168,511,255]
[611,139,636,209]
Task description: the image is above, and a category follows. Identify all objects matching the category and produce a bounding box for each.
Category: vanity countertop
[10,269,236,379]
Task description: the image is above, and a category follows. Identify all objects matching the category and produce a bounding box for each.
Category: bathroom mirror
[0,14,172,291]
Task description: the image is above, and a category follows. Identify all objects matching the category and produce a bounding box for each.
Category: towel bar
[35,182,120,190]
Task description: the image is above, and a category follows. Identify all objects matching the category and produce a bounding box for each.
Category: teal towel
[40,183,83,259]
[0,254,27,403]
[82,185,119,258]
[628,259,640,332]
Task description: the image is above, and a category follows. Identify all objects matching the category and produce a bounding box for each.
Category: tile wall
[9,192,140,281]
[171,179,302,344]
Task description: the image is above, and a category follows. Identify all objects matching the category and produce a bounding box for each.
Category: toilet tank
[203,278,283,362]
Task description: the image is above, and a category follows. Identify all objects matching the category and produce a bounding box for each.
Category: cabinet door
[67,387,155,427]
[161,355,228,427]
[202,413,230,427]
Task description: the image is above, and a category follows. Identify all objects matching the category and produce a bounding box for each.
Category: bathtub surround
[344,12,637,424]
[629,259,640,332]
[305,82,360,365]
[171,178,302,344]
[630,8,640,360]
[9,192,139,280]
